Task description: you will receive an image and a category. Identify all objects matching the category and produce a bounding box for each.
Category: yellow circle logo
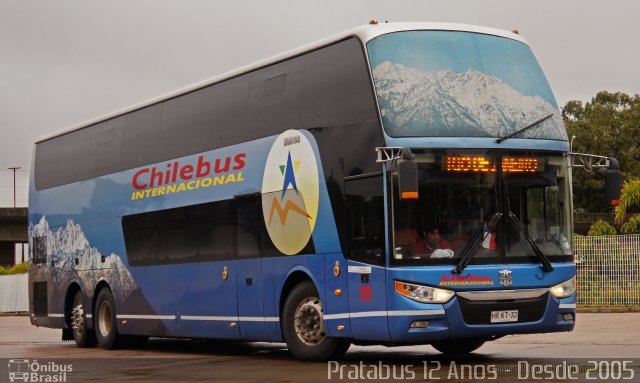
[261,130,319,255]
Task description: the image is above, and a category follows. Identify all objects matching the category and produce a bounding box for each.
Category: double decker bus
[28,22,619,360]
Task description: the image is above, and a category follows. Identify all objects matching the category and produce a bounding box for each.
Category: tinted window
[34,138,63,191]
[200,76,250,152]
[123,196,284,266]
[345,175,385,265]
[59,127,91,184]
[246,58,303,136]
[158,91,204,162]
[302,38,378,126]
[237,197,262,258]
[198,200,236,261]
[88,117,124,176]
[121,104,161,169]
[35,37,378,190]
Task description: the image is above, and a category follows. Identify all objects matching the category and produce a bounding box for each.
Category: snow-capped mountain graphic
[29,216,138,297]
[372,61,567,140]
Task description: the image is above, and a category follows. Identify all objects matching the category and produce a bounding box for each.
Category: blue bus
[28,22,615,360]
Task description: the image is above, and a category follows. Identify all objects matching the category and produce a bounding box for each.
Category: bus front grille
[457,293,549,325]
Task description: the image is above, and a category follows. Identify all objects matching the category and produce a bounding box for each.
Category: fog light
[410,320,429,328]
[562,313,574,321]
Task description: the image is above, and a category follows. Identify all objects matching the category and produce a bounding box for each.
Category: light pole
[8,167,20,208]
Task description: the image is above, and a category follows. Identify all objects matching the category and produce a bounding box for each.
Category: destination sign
[442,156,542,173]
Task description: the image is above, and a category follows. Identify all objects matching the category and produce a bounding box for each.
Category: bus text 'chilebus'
[130,153,245,200]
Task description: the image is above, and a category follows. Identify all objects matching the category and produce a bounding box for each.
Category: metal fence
[0,274,28,312]
[574,235,640,307]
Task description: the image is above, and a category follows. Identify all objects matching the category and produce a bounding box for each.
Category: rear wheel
[430,338,485,354]
[282,281,350,361]
[70,290,97,347]
[94,288,120,349]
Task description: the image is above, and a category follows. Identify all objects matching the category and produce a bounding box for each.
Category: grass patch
[0,262,28,275]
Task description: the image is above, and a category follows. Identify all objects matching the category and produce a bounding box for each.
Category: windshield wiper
[452,212,502,274]
[452,211,554,274]
[496,113,555,143]
[505,211,554,272]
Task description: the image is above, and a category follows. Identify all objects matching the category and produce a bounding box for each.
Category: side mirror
[598,157,622,206]
[398,148,418,199]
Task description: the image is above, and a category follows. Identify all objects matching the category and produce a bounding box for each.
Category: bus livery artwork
[29,22,619,361]
[261,130,319,255]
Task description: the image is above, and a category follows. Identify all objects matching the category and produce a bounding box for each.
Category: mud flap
[62,328,73,341]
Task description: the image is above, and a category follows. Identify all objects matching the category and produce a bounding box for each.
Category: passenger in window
[416,224,452,257]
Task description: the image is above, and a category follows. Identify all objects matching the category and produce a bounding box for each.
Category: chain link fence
[574,235,640,307]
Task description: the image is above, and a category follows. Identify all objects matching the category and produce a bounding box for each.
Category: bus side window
[232,195,279,258]
[345,176,385,265]
[236,197,261,258]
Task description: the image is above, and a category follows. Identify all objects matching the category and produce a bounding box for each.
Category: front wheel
[430,338,486,354]
[282,281,350,361]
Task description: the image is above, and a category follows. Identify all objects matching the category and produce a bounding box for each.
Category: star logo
[269,151,312,226]
[280,151,300,199]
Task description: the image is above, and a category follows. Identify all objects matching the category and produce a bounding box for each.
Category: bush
[621,214,640,234]
[587,220,617,236]
[0,262,28,275]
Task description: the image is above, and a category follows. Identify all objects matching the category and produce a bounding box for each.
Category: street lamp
[7,167,20,208]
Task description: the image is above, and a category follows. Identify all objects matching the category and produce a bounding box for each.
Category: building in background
[0,208,28,266]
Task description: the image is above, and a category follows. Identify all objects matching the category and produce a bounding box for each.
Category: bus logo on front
[499,270,513,286]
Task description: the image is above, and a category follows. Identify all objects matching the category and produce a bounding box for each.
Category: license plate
[490,310,519,323]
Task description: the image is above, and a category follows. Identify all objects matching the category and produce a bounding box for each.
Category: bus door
[235,196,274,340]
[344,176,390,341]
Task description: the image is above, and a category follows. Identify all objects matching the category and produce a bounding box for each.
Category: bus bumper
[387,294,575,343]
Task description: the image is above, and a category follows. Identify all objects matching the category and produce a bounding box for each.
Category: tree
[587,219,617,236]
[563,91,640,212]
[614,178,640,234]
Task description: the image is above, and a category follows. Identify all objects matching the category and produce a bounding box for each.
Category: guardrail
[574,235,640,307]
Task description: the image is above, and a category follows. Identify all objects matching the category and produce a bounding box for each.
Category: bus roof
[37,22,527,143]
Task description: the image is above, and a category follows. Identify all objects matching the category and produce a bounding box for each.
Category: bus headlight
[394,281,455,303]
[549,277,576,298]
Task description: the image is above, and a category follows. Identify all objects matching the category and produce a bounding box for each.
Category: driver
[416,224,452,255]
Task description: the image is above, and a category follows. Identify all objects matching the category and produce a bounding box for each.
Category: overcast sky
[1,0,638,207]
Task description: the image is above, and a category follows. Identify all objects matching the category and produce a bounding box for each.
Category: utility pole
[8,167,20,208]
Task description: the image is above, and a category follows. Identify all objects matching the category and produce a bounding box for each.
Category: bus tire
[94,288,120,349]
[282,281,350,361]
[70,290,97,348]
[430,338,485,354]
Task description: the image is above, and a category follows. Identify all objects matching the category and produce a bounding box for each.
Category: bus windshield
[391,150,572,266]
[367,30,567,140]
